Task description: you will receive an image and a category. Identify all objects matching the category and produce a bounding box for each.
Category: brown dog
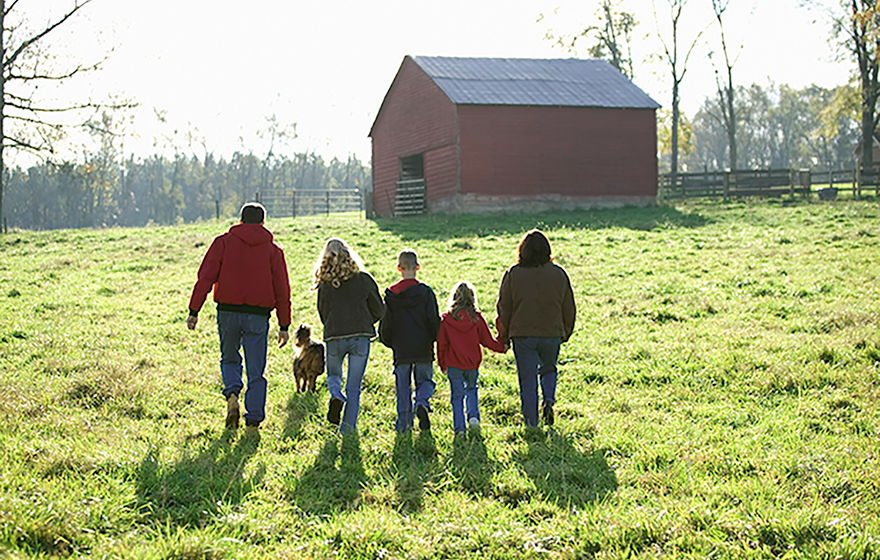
[293,323,325,392]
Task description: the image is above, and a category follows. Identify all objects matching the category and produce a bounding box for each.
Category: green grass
[0,198,878,558]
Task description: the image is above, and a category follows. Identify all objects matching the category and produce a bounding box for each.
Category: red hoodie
[188,223,292,327]
[437,310,506,372]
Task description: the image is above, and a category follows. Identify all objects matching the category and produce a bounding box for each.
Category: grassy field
[0,198,878,559]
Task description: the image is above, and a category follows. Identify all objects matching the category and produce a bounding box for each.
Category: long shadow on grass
[373,206,709,241]
[282,391,320,440]
[512,429,617,507]
[448,431,497,498]
[389,430,439,513]
[289,432,367,515]
[137,430,264,526]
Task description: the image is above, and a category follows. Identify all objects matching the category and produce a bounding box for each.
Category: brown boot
[226,394,240,430]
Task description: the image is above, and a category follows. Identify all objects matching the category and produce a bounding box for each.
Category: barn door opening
[395,153,426,216]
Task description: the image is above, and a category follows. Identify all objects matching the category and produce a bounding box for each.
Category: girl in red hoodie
[437,281,507,435]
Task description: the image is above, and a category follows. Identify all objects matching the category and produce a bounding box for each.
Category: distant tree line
[658,82,860,174]
[3,150,371,230]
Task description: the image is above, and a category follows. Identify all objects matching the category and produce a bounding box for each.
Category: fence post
[326,191,330,216]
[292,190,296,219]
[364,190,373,219]
[856,166,862,199]
[723,171,730,200]
[215,200,220,220]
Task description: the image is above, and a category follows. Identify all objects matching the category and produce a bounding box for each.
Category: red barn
[369,55,661,216]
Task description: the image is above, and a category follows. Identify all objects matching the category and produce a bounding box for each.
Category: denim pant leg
[513,338,541,427]
[325,339,347,403]
[463,368,480,422]
[412,362,435,410]
[240,314,269,425]
[218,312,244,398]
[446,367,467,433]
[393,363,414,432]
[537,338,561,407]
[341,337,370,433]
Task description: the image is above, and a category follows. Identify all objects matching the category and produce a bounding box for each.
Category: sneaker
[225,394,240,430]
[468,417,481,431]
[415,405,431,431]
[327,398,343,426]
[542,402,555,426]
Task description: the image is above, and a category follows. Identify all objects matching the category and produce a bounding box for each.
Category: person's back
[186,202,291,436]
[381,279,439,364]
[379,250,439,432]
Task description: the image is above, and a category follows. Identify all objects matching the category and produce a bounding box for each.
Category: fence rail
[660,168,880,200]
[255,188,363,218]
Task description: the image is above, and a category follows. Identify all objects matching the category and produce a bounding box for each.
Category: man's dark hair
[240,202,266,224]
[516,229,552,267]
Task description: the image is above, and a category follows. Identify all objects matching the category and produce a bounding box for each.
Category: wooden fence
[659,168,880,200]
[256,188,363,218]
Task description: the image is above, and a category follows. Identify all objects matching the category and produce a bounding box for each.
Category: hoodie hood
[442,310,480,333]
[229,223,273,246]
[384,281,432,309]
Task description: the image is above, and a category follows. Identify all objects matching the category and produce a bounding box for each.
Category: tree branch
[4,0,94,69]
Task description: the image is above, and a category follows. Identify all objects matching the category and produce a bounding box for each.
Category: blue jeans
[326,337,371,433]
[512,337,561,427]
[393,362,435,432]
[447,367,480,433]
[218,311,269,425]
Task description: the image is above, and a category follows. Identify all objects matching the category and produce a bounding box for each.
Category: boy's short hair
[397,249,418,271]
[240,202,266,224]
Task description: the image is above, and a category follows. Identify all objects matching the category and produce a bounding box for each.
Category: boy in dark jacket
[379,250,440,432]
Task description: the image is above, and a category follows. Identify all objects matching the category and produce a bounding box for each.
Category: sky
[16,0,852,166]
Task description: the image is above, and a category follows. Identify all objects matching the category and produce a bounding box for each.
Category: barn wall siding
[458,105,657,201]
[370,58,459,216]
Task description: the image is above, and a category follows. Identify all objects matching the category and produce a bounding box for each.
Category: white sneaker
[468,417,480,430]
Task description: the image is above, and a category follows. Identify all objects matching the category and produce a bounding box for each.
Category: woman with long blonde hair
[312,238,385,432]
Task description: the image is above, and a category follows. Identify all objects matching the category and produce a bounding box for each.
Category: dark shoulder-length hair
[516,229,552,268]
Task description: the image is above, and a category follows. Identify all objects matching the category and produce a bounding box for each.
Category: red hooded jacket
[437,310,506,372]
[188,223,292,327]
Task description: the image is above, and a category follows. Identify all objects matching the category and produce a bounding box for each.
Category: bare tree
[544,0,638,78]
[653,0,707,176]
[710,0,740,170]
[1,0,127,230]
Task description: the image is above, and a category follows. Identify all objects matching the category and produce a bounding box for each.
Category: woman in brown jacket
[496,229,576,428]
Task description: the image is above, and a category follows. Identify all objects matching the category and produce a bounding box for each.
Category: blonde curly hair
[312,237,364,288]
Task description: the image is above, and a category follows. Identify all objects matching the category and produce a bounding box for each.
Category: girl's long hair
[447,281,479,323]
[312,237,364,289]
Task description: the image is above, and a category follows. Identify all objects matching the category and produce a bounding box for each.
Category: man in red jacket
[187,203,291,435]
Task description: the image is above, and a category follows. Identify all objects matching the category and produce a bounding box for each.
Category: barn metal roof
[410,56,660,109]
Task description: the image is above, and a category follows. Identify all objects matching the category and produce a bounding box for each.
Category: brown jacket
[495,262,576,345]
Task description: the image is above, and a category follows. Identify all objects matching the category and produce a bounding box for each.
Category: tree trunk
[671,80,680,176]
[1,0,5,232]
[727,74,737,170]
